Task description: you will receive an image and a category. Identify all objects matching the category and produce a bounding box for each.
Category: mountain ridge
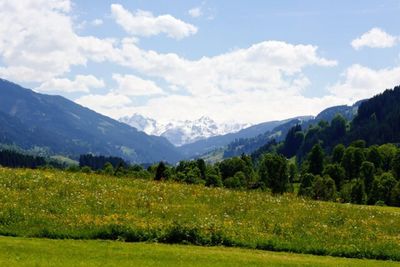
[120,113,250,146]
[0,78,181,163]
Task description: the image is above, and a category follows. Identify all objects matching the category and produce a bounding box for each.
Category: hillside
[0,167,398,261]
[221,102,361,159]
[0,79,181,163]
[349,86,400,145]
[178,116,312,158]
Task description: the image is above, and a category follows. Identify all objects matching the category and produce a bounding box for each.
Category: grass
[1,236,399,267]
[0,167,399,261]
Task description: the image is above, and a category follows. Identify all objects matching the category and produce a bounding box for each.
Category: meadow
[2,236,399,267]
[0,167,399,261]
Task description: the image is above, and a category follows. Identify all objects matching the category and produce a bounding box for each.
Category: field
[0,167,399,262]
[2,236,400,267]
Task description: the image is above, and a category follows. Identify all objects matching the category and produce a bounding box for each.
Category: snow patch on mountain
[119,114,250,146]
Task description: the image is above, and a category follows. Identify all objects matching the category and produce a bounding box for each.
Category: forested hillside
[0,79,181,163]
[349,86,400,145]
[221,102,360,159]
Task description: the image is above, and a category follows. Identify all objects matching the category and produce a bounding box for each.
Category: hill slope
[0,79,181,163]
[178,116,313,158]
[349,85,400,145]
[222,102,361,158]
[0,167,399,261]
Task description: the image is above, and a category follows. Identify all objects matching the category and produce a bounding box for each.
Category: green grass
[0,167,399,261]
[1,236,399,267]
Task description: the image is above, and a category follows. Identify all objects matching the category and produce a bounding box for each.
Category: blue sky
[0,0,399,124]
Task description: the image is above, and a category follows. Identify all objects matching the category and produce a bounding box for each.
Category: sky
[0,0,400,125]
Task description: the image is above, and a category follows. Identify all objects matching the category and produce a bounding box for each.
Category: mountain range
[119,114,250,146]
[0,78,367,164]
[0,79,181,163]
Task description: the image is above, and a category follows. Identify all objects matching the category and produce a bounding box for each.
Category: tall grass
[0,167,399,260]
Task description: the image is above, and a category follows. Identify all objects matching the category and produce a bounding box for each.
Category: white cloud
[188,7,202,18]
[351,28,398,50]
[5,1,390,126]
[0,0,118,83]
[112,73,164,96]
[36,75,105,93]
[329,64,400,103]
[115,40,337,98]
[82,39,338,123]
[96,90,345,124]
[75,93,132,111]
[91,19,103,26]
[111,4,198,39]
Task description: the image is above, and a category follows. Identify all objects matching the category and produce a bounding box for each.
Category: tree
[341,146,355,179]
[224,171,246,189]
[312,175,336,201]
[329,115,346,141]
[298,173,314,197]
[281,125,304,158]
[390,182,400,207]
[155,161,166,181]
[332,144,345,164]
[392,150,400,180]
[184,167,204,184]
[367,145,382,170]
[323,164,345,190]
[378,144,397,171]
[288,163,297,183]
[103,162,114,176]
[369,172,397,205]
[360,161,375,193]
[353,148,366,178]
[350,140,366,149]
[259,153,289,194]
[205,165,223,187]
[219,157,246,180]
[196,159,206,180]
[350,180,367,204]
[308,144,324,175]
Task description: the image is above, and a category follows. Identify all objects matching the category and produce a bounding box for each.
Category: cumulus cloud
[188,7,202,18]
[36,75,105,93]
[115,40,337,98]
[112,73,164,96]
[351,28,398,50]
[0,0,118,83]
[329,64,400,103]
[111,4,198,39]
[75,93,132,111]
[4,0,392,125]
[83,40,338,123]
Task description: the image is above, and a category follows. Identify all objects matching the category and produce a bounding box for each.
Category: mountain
[203,102,362,161]
[177,116,313,158]
[120,114,249,146]
[119,113,160,136]
[0,79,181,163]
[222,117,312,158]
[349,85,400,145]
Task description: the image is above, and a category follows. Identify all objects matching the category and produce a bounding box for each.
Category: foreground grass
[1,236,399,267]
[0,168,399,261]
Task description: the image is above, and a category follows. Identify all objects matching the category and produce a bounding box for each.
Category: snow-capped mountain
[119,114,250,146]
[119,113,162,135]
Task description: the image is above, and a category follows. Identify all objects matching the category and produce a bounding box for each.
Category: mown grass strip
[1,236,399,267]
